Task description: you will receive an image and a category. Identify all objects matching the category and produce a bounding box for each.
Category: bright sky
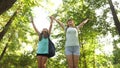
[32,0,62,32]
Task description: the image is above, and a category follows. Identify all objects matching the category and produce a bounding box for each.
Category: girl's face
[42,28,49,38]
[67,20,74,27]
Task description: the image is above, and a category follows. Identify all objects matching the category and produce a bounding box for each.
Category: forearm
[49,21,53,34]
[49,20,53,34]
[78,19,89,29]
[80,22,86,26]
[54,19,64,29]
[32,22,40,35]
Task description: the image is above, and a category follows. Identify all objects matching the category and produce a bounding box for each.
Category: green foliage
[113,47,120,64]
[0,52,36,68]
[0,0,40,68]
[114,64,120,68]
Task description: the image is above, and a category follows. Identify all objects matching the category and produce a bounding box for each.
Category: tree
[0,31,13,61]
[0,10,17,41]
[107,0,120,67]
[0,0,17,15]
[108,0,120,36]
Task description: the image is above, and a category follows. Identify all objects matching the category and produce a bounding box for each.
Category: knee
[41,64,46,68]
[68,64,73,68]
[73,64,78,68]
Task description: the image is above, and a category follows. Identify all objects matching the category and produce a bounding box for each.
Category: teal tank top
[37,36,49,54]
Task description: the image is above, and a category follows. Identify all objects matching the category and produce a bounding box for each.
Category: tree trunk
[0,33,12,61]
[0,10,17,41]
[0,0,17,15]
[108,0,120,36]
[0,44,8,61]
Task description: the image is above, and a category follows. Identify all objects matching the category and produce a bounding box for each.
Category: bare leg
[66,55,74,68]
[41,56,48,68]
[37,56,42,68]
[73,55,79,68]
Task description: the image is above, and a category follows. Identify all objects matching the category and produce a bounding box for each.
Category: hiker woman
[31,16,53,68]
[53,17,89,68]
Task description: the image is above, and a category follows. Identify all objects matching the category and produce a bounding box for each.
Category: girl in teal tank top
[31,16,53,68]
[37,35,49,54]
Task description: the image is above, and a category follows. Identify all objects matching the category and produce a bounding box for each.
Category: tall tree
[0,10,17,41]
[108,1,120,66]
[0,32,13,61]
[108,0,120,36]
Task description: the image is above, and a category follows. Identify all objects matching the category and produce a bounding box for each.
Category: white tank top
[65,27,79,47]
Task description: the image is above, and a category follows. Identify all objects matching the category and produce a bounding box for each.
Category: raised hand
[83,18,89,24]
[49,16,54,34]
[49,16,54,24]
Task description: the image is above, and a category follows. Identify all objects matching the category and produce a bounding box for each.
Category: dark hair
[39,32,49,41]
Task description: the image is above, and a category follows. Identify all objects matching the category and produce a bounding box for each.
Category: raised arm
[31,17,40,35]
[49,16,53,34]
[77,18,89,29]
[53,17,64,29]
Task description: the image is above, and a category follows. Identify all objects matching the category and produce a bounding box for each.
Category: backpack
[39,34,55,58]
[47,38,55,58]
